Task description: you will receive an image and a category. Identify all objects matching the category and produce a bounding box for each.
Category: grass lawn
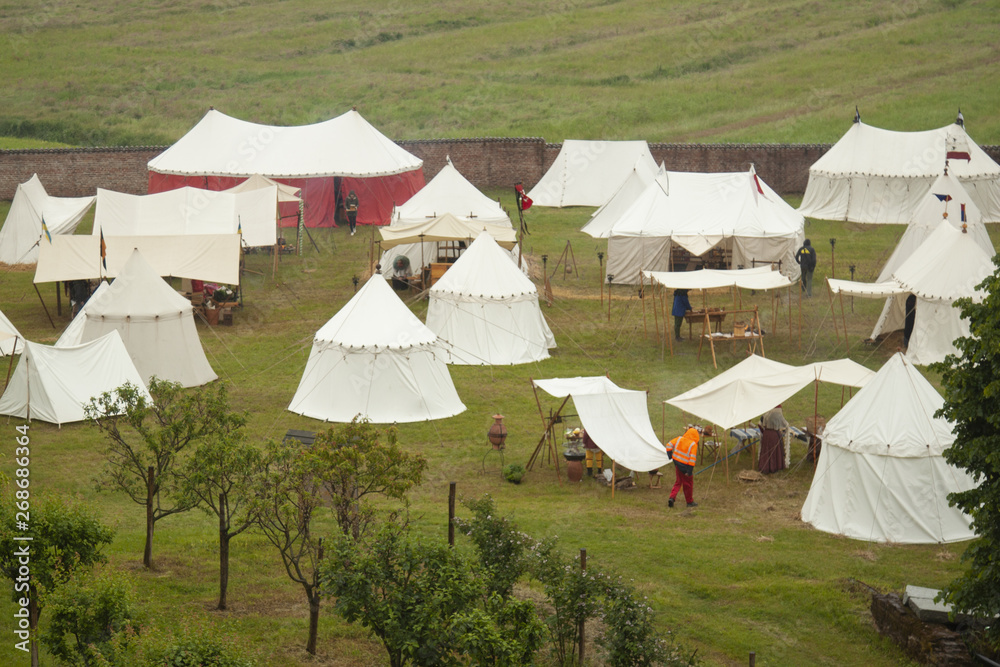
[0,191,995,665]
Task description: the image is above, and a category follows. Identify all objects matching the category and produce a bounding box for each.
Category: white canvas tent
[93,186,277,248]
[288,274,465,423]
[378,158,518,276]
[426,232,555,365]
[581,161,664,238]
[147,108,424,228]
[79,250,217,388]
[532,376,670,472]
[34,233,241,285]
[801,353,975,544]
[0,307,25,356]
[798,118,1000,223]
[665,354,874,430]
[0,331,151,426]
[223,174,302,203]
[0,174,95,265]
[528,140,659,207]
[828,222,995,365]
[603,168,805,284]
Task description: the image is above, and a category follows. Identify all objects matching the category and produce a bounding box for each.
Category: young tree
[177,431,263,610]
[0,494,115,667]
[933,257,1000,648]
[252,438,326,655]
[305,419,427,541]
[324,524,545,667]
[85,379,246,569]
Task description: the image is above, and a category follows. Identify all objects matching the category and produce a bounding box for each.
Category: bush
[502,463,525,484]
[454,495,534,599]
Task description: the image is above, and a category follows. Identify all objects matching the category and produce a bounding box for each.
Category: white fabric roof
[877,172,992,283]
[223,174,301,203]
[34,233,241,284]
[392,158,509,225]
[0,174,95,265]
[289,274,465,423]
[581,161,663,238]
[80,250,217,388]
[55,281,109,348]
[799,120,1000,223]
[801,354,975,544]
[528,140,659,207]
[827,279,907,298]
[148,108,422,179]
[0,331,152,426]
[643,266,792,291]
[426,233,555,365]
[379,213,517,250]
[93,186,276,248]
[0,308,25,356]
[533,376,671,472]
[603,168,804,284]
[665,354,875,429]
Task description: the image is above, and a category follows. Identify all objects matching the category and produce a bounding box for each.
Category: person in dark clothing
[345,189,359,236]
[902,293,917,349]
[795,239,817,297]
[68,280,91,317]
[672,289,692,341]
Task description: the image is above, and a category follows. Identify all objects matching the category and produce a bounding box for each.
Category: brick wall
[3,141,999,200]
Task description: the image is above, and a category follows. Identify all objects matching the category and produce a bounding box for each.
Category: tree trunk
[218,496,229,611]
[29,595,39,667]
[306,591,320,655]
[144,466,155,569]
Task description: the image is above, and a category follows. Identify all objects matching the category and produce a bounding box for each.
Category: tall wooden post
[448,482,456,547]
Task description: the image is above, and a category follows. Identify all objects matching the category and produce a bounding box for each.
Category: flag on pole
[961,204,967,223]
[750,165,767,203]
[41,217,52,243]
[100,229,107,269]
[514,183,533,211]
[933,194,953,202]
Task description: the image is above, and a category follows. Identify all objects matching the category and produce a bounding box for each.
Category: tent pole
[652,281,661,350]
[297,198,304,256]
[788,285,792,342]
[640,271,647,337]
[755,307,765,358]
[827,279,839,343]
[611,460,616,500]
[33,284,55,329]
[4,336,18,390]
[797,277,803,349]
[839,292,850,353]
[814,380,820,470]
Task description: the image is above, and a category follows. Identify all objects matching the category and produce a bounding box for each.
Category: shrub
[454,495,534,599]
[502,463,525,484]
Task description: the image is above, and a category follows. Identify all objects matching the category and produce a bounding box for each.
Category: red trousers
[670,465,694,504]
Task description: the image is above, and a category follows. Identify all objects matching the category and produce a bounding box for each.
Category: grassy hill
[0,0,998,146]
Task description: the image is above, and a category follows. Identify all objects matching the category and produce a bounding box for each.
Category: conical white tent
[0,331,151,426]
[801,354,976,544]
[426,232,555,365]
[0,174,95,265]
[288,274,465,423]
[829,222,995,365]
[604,168,804,284]
[870,173,995,347]
[528,140,659,207]
[378,158,517,275]
[79,250,217,387]
[799,118,1000,223]
[223,173,302,203]
[581,161,663,238]
[0,307,25,356]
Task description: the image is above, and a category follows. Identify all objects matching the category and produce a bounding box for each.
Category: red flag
[515,183,533,211]
[753,173,765,195]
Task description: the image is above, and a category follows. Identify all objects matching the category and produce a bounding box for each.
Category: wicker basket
[733,321,747,336]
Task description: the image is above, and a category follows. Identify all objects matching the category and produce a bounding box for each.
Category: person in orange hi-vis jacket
[666,427,700,508]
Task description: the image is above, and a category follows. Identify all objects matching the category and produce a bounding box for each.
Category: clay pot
[488,414,507,450]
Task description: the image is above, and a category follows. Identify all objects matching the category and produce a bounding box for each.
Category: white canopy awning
[643,266,793,291]
[827,279,906,298]
[533,376,670,472]
[380,213,517,250]
[34,234,241,284]
[665,355,875,430]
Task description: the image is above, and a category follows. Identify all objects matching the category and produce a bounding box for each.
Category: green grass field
[0,191,997,665]
[0,1,998,146]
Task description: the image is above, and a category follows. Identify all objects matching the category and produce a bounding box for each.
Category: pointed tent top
[956,108,964,126]
[85,249,194,317]
[315,274,439,349]
[430,231,538,299]
[390,161,509,227]
[823,353,955,456]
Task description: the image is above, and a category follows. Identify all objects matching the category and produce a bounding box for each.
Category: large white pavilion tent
[528,140,658,208]
[0,174,95,265]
